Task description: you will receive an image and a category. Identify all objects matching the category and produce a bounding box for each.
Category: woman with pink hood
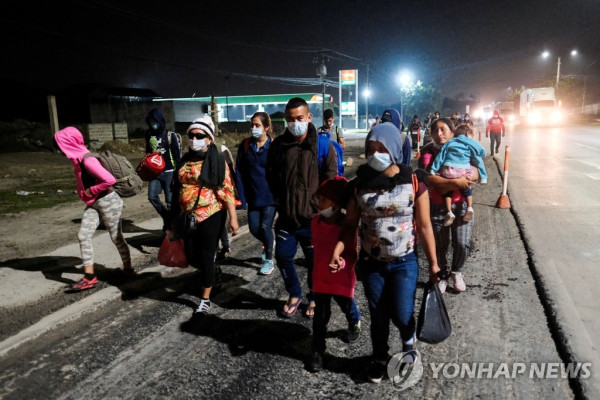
[54,127,134,291]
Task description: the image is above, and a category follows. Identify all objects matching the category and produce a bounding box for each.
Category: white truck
[519,87,563,126]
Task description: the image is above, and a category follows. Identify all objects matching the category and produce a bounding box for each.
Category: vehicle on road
[519,87,563,126]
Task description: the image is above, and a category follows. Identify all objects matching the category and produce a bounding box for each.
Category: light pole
[397,73,411,127]
[542,49,577,86]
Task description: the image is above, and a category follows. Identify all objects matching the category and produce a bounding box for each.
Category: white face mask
[320,206,336,218]
[287,121,308,137]
[367,152,393,171]
[252,128,263,139]
[189,138,207,152]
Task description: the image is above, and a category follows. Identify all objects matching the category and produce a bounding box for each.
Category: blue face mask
[252,128,263,139]
[287,121,308,137]
[150,122,160,131]
[367,152,392,171]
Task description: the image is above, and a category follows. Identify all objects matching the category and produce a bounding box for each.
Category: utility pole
[365,64,370,129]
[314,51,330,124]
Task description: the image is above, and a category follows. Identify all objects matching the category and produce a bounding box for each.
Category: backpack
[318,132,344,176]
[166,130,182,165]
[82,150,143,198]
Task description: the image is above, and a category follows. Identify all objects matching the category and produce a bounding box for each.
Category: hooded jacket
[54,127,116,206]
[145,108,181,171]
[430,135,488,183]
[267,123,337,230]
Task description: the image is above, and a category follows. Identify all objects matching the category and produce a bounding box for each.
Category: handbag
[157,236,188,268]
[416,281,452,344]
[172,188,201,239]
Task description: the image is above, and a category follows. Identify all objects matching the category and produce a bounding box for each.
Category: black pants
[184,211,224,288]
[312,292,360,353]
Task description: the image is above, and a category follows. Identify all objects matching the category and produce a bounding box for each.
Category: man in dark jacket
[145,108,181,231]
[267,97,338,319]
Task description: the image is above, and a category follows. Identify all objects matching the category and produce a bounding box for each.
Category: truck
[519,87,563,126]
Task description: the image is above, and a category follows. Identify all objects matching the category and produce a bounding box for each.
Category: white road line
[574,143,599,152]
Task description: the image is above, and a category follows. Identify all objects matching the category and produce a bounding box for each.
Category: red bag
[157,236,188,268]
[136,152,165,181]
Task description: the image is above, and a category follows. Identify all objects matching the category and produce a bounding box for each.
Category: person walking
[380,108,411,167]
[419,117,480,293]
[318,108,346,149]
[145,108,181,232]
[485,109,505,156]
[235,111,277,275]
[267,97,338,319]
[333,122,440,383]
[408,115,423,150]
[54,127,134,291]
[308,176,361,372]
[166,116,239,314]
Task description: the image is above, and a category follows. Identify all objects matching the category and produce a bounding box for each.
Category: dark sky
[4,0,600,107]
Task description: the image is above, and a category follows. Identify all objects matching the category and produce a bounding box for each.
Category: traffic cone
[495,145,511,209]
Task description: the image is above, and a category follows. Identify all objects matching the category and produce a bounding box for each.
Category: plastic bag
[157,236,188,268]
[416,281,452,344]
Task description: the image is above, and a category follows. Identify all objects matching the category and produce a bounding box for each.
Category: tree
[401,82,442,121]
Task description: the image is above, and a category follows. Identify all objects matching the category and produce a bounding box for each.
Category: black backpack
[82,150,143,198]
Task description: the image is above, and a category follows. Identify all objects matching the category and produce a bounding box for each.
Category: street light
[396,72,412,127]
[363,87,371,129]
[542,49,578,86]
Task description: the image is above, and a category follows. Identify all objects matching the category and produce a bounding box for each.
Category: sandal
[278,297,302,319]
[304,301,316,319]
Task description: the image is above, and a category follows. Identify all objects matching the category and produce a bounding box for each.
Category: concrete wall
[87,123,128,150]
[90,101,177,138]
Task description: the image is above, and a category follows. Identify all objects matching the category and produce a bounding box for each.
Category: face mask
[320,206,336,218]
[287,121,308,137]
[252,128,263,139]
[367,152,392,172]
[188,138,207,152]
[465,117,469,120]
[150,122,160,131]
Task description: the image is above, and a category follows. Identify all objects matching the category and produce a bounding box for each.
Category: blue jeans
[275,225,313,300]
[248,205,276,260]
[148,170,173,230]
[360,250,419,361]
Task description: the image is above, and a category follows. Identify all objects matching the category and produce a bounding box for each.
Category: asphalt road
[493,121,600,398]
[0,133,588,399]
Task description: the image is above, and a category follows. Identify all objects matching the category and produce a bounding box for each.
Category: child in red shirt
[307,177,361,372]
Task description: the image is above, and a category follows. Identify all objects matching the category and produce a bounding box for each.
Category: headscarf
[365,122,403,165]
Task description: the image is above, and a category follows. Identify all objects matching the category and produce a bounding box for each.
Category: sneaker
[443,211,455,227]
[452,271,466,292]
[195,299,211,313]
[463,207,474,222]
[259,259,275,275]
[70,276,98,291]
[438,279,448,294]
[367,360,387,384]
[402,343,418,363]
[308,351,323,372]
[347,321,361,343]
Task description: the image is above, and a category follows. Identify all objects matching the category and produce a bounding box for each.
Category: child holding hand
[308,177,361,372]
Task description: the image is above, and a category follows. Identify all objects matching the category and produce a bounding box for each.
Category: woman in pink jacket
[54,127,133,291]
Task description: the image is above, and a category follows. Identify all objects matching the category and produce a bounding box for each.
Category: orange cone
[495,145,511,208]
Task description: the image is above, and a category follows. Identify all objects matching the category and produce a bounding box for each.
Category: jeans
[360,250,418,361]
[490,132,502,154]
[430,202,472,274]
[148,170,174,230]
[248,205,276,260]
[275,225,314,300]
[312,292,361,352]
[220,210,230,250]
